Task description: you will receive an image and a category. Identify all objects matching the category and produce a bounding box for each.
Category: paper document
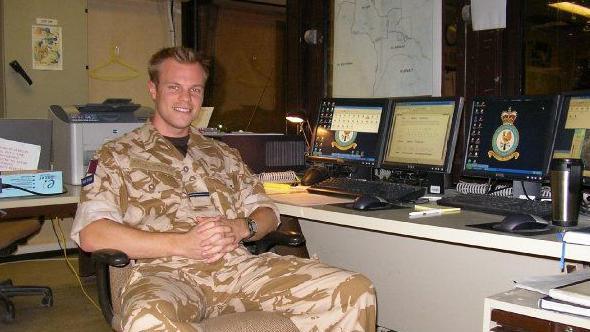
[514,270,590,295]
[563,227,590,246]
[0,138,41,171]
[271,192,354,206]
[192,106,214,128]
[549,280,590,307]
[539,296,590,317]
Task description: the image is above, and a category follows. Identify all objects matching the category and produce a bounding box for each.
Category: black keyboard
[307,177,426,203]
[437,193,552,218]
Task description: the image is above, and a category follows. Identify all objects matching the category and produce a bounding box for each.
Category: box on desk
[0,170,63,198]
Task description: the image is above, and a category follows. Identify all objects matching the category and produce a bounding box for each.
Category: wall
[0,0,4,118]
[207,5,286,133]
[88,0,182,107]
[14,0,182,254]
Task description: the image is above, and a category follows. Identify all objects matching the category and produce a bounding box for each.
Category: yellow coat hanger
[89,46,140,81]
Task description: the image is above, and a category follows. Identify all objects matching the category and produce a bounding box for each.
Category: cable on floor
[50,217,101,312]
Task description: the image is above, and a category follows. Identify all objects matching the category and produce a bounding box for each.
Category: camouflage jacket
[71,122,278,244]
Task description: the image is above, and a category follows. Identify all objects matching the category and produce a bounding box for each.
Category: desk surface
[3,187,588,262]
[0,185,80,210]
[273,194,590,263]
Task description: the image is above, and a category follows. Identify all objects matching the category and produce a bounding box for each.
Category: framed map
[332,0,442,98]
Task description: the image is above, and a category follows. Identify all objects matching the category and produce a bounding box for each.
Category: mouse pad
[468,222,556,236]
[330,202,409,211]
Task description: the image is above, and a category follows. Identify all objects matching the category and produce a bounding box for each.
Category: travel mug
[551,158,584,227]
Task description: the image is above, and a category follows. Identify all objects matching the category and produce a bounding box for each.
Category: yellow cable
[51,217,101,312]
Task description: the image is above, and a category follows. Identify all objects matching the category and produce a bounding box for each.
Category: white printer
[49,100,153,185]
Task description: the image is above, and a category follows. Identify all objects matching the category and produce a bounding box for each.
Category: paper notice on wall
[0,138,41,171]
[471,0,506,31]
[192,107,214,128]
[32,25,63,70]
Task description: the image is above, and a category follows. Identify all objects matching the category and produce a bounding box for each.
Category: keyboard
[437,193,552,218]
[307,177,426,203]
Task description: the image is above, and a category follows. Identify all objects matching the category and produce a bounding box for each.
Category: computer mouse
[300,166,330,186]
[352,195,391,210]
[493,214,549,233]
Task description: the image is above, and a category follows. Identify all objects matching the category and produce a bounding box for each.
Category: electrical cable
[50,217,101,312]
[520,181,534,201]
[245,68,273,131]
[0,183,67,196]
[167,0,176,46]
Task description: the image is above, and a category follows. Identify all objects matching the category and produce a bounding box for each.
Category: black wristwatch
[243,216,257,241]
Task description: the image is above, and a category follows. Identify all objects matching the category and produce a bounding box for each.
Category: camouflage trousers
[119,248,376,332]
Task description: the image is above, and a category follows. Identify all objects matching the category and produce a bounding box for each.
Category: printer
[49,99,153,185]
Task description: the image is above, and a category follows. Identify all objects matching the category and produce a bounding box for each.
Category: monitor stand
[349,165,373,181]
[512,180,541,199]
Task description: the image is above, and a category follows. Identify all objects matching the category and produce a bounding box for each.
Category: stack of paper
[540,279,590,317]
[563,227,590,246]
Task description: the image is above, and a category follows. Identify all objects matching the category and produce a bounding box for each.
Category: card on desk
[0,170,63,198]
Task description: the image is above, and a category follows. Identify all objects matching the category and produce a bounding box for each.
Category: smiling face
[148,58,206,137]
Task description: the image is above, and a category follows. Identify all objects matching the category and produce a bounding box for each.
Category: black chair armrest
[91,249,130,325]
[246,229,306,255]
[91,248,130,267]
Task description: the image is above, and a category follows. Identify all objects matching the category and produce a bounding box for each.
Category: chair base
[0,279,53,323]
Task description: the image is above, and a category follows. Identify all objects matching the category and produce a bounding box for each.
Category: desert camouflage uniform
[72,122,376,332]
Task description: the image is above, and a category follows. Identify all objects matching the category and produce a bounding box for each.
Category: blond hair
[148,47,210,84]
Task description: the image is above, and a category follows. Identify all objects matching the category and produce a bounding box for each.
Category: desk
[272,195,590,332]
[0,185,80,221]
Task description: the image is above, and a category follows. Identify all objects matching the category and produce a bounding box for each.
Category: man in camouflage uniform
[72,46,376,332]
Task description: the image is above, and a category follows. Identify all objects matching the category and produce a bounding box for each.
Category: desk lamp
[285,111,312,151]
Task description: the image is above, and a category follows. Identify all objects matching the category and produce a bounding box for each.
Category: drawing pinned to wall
[32,25,63,70]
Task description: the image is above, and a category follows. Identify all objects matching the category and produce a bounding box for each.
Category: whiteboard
[332,0,442,98]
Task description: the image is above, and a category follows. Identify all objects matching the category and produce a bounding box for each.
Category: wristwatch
[243,216,257,241]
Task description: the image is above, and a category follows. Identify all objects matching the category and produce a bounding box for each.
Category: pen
[188,192,210,197]
[409,209,443,217]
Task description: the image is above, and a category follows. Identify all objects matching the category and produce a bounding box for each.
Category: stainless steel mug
[551,158,584,227]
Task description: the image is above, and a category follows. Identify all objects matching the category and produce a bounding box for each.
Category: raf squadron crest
[488,107,520,161]
[332,130,358,150]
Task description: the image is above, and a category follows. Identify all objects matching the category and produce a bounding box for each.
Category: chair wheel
[41,295,53,307]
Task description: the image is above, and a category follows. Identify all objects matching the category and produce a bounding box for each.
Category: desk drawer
[490,309,590,332]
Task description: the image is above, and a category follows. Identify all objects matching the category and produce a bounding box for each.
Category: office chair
[0,219,53,322]
[92,228,305,331]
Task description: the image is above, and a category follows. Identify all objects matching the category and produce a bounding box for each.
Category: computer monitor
[309,98,392,167]
[553,90,590,185]
[0,119,53,170]
[380,97,464,174]
[463,95,562,182]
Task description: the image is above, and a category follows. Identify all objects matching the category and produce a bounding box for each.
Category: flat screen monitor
[309,98,392,167]
[381,97,464,173]
[553,91,590,185]
[463,95,562,182]
[0,119,52,170]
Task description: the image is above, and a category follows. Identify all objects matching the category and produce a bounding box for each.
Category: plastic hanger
[89,46,140,81]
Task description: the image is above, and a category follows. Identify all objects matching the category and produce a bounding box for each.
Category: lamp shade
[285,111,306,123]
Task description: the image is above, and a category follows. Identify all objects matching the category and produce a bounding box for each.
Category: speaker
[215,134,306,174]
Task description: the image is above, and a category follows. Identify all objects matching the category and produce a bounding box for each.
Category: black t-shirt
[164,135,189,157]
